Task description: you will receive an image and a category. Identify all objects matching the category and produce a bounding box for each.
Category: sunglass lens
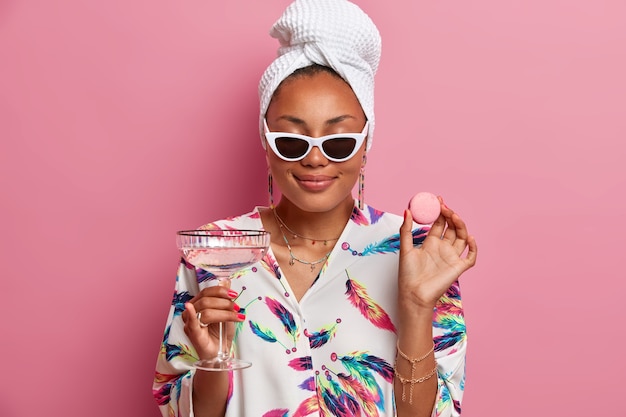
[322,138,357,160]
[275,137,309,159]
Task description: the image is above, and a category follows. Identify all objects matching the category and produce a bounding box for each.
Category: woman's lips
[295,175,336,191]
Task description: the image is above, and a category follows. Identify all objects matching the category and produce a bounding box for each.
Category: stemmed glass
[176,229,271,371]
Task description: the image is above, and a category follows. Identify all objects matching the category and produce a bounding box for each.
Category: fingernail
[237,313,246,321]
[227,290,239,298]
[233,303,241,312]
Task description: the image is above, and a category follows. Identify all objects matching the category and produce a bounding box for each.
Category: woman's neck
[272,197,355,242]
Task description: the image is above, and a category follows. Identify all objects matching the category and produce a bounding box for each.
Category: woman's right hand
[181,282,244,360]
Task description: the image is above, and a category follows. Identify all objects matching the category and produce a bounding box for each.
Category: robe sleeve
[430,280,466,417]
[153,261,201,417]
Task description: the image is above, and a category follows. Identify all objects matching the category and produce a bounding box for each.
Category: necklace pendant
[310,264,315,272]
[289,258,295,266]
[311,240,316,245]
[323,240,328,246]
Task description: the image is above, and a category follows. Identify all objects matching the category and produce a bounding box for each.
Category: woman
[154,1,477,416]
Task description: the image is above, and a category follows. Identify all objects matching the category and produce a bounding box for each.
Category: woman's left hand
[398,197,478,310]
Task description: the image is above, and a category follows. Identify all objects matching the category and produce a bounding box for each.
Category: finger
[399,209,415,254]
[442,215,458,243]
[429,212,446,239]
[463,235,478,268]
[450,213,470,253]
[193,294,239,314]
[428,196,448,238]
[183,302,204,331]
[195,285,238,301]
[438,196,453,217]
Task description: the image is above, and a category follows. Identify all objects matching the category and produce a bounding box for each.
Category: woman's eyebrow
[275,114,357,127]
[325,115,357,126]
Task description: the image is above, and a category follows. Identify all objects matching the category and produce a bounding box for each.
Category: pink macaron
[408,192,441,224]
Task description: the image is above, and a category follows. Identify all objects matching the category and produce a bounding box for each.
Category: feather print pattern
[290,351,393,416]
[350,205,369,225]
[154,205,466,417]
[298,376,316,391]
[433,280,466,352]
[345,272,396,333]
[153,372,178,405]
[171,291,192,316]
[195,267,217,283]
[293,396,319,417]
[261,254,282,280]
[308,323,339,348]
[249,321,278,343]
[289,356,313,371]
[162,342,197,362]
[317,376,354,416]
[262,409,289,417]
[357,228,429,257]
[367,205,384,224]
[265,297,298,342]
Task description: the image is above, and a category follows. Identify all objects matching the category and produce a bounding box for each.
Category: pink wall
[1,1,624,416]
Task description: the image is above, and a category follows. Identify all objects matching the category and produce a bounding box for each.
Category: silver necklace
[273,209,340,246]
[272,209,333,271]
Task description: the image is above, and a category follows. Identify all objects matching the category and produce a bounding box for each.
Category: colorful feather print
[293,395,319,417]
[433,308,465,331]
[338,352,387,409]
[265,297,298,343]
[317,375,358,416]
[308,323,339,348]
[289,352,393,417]
[345,272,396,333]
[162,342,197,362]
[289,356,313,371]
[344,352,394,383]
[153,372,178,405]
[359,228,428,256]
[262,409,289,417]
[195,267,217,283]
[299,376,316,391]
[350,206,369,225]
[261,254,282,280]
[249,321,279,343]
[435,383,452,417]
[367,206,384,224]
[155,372,185,412]
[171,291,192,316]
[435,281,463,312]
[337,372,382,416]
[180,257,195,270]
[434,331,465,352]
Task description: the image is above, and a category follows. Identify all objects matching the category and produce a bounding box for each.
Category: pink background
[1,1,624,416]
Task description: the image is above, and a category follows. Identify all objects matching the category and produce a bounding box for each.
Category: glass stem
[217,322,229,361]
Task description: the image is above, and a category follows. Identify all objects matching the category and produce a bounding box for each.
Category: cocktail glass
[176,229,270,371]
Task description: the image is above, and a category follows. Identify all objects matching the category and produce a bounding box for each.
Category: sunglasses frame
[264,119,369,162]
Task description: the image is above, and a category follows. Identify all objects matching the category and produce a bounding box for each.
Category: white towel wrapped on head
[258,0,382,151]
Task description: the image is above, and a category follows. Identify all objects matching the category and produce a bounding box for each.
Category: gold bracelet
[394,362,438,404]
[396,342,434,365]
[394,342,437,404]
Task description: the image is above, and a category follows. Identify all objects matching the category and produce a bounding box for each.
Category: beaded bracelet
[394,343,437,404]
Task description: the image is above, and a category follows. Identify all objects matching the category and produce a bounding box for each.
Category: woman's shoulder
[197,206,265,230]
[356,204,404,230]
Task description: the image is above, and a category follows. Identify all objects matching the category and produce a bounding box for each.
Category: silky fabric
[154,203,466,417]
